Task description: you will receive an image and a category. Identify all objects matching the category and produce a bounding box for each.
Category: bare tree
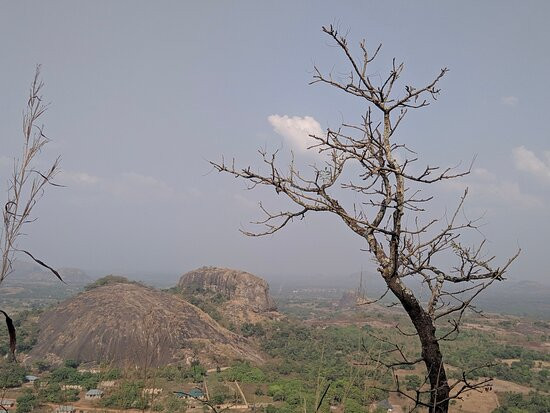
[1,66,62,359]
[211,26,519,412]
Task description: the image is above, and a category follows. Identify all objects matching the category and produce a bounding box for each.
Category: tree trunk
[415,314,450,412]
[386,278,450,412]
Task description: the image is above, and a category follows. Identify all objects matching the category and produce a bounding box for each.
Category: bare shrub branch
[0,66,62,360]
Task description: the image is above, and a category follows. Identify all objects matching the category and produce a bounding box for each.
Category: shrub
[16,390,39,413]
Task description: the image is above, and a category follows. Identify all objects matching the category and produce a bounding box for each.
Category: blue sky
[0,1,549,282]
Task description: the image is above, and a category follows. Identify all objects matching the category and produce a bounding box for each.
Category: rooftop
[55,406,76,412]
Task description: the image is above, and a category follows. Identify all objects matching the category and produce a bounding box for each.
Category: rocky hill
[29,277,262,367]
[177,267,280,327]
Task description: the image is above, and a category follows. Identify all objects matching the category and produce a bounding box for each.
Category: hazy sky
[1,1,549,282]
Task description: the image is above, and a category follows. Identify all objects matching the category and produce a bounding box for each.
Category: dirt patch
[534,360,550,369]
[501,358,521,366]
[492,378,533,394]
[452,388,499,413]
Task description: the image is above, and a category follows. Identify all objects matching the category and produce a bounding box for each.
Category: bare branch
[1,67,63,362]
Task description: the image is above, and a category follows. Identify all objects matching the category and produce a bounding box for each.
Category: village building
[85,389,104,400]
[143,388,163,395]
[24,375,38,383]
[61,384,83,391]
[98,380,116,388]
[0,399,15,409]
[55,406,76,413]
[174,388,204,400]
[78,368,100,374]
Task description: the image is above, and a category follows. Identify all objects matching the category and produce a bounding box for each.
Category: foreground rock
[30,278,262,367]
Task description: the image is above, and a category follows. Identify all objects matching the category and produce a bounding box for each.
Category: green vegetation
[33,359,52,372]
[39,382,79,403]
[103,366,122,380]
[0,361,27,387]
[171,285,228,324]
[64,359,80,368]
[190,360,206,383]
[155,362,207,383]
[262,322,393,380]
[404,375,422,391]
[222,361,266,383]
[48,365,100,390]
[241,322,266,337]
[1,364,145,412]
[268,379,306,405]
[162,393,187,413]
[208,376,235,405]
[493,392,550,413]
[15,389,39,413]
[257,322,394,411]
[186,294,224,322]
[101,380,148,410]
[84,275,136,290]
[442,330,550,392]
[0,309,39,356]
[259,299,550,411]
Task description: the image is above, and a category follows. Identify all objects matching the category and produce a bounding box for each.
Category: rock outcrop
[177,267,279,326]
[29,278,262,367]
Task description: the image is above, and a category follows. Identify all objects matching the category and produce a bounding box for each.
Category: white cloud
[482,181,542,209]
[512,146,550,182]
[501,96,519,106]
[268,115,323,153]
[444,166,542,209]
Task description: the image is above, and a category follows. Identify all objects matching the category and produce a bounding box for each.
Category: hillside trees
[0,66,62,359]
[212,25,519,412]
[15,390,39,413]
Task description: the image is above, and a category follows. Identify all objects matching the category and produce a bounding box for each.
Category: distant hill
[478,280,550,318]
[3,261,94,286]
[176,266,281,327]
[0,262,96,311]
[265,270,550,319]
[29,277,263,367]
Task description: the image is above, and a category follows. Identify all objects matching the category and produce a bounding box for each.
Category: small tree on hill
[212,25,519,412]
